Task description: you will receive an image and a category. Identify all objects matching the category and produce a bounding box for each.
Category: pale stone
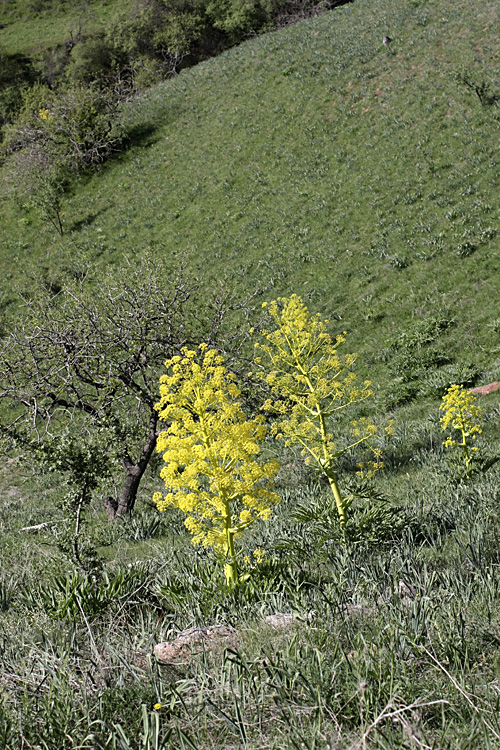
[469,381,499,396]
[264,613,301,629]
[154,625,238,664]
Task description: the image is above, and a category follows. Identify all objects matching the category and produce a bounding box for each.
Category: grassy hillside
[2,0,500,387]
[0,0,133,55]
[2,1,500,747]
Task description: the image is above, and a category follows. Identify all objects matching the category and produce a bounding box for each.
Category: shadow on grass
[69,207,109,233]
[121,122,161,152]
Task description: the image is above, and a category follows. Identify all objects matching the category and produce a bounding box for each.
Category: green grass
[3,432,500,748]
[2,0,500,746]
[0,0,133,56]
[1,360,500,748]
[1,0,500,392]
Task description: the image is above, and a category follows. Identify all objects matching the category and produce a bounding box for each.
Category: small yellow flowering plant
[153,345,280,587]
[440,384,482,474]
[254,295,390,526]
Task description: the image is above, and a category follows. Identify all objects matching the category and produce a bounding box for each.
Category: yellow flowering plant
[153,345,280,587]
[254,295,390,526]
[440,384,482,474]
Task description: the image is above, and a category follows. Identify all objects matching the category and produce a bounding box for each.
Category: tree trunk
[103,495,119,521]
[104,411,159,519]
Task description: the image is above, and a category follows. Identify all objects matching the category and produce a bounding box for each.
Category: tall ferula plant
[254,295,388,526]
[440,383,482,475]
[153,345,280,587]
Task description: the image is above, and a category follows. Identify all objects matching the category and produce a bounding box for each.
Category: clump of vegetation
[255,295,389,525]
[0,256,253,519]
[0,0,345,234]
[440,383,486,480]
[0,0,340,132]
[381,316,459,406]
[2,81,123,232]
[0,47,36,134]
[153,344,280,586]
[454,66,500,107]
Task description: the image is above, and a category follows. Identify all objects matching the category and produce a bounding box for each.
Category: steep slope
[1,0,499,384]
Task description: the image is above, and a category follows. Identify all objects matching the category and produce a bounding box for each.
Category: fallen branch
[19,520,65,533]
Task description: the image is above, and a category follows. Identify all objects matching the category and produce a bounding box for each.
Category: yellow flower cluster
[252,546,266,564]
[153,345,279,585]
[39,108,52,121]
[257,295,372,430]
[440,384,482,467]
[244,548,266,566]
[351,419,382,479]
[256,295,382,524]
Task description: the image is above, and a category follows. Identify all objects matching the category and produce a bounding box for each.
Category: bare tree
[0,255,254,518]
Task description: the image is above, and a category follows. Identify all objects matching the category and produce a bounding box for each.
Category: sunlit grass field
[0,0,133,55]
[2,0,500,746]
[2,0,500,375]
[3,426,500,748]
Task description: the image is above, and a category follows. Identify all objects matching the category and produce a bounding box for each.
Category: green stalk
[460,428,471,469]
[223,495,239,586]
[318,409,346,525]
[296,357,347,526]
[198,399,239,586]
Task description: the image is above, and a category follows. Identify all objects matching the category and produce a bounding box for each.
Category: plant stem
[318,409,346,525]
[198,398,239,586]
[297,354,347,525]
[461,429,471,469]
[223,496,239,586]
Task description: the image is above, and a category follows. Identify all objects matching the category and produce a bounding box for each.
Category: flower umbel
[153,345,280,586]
